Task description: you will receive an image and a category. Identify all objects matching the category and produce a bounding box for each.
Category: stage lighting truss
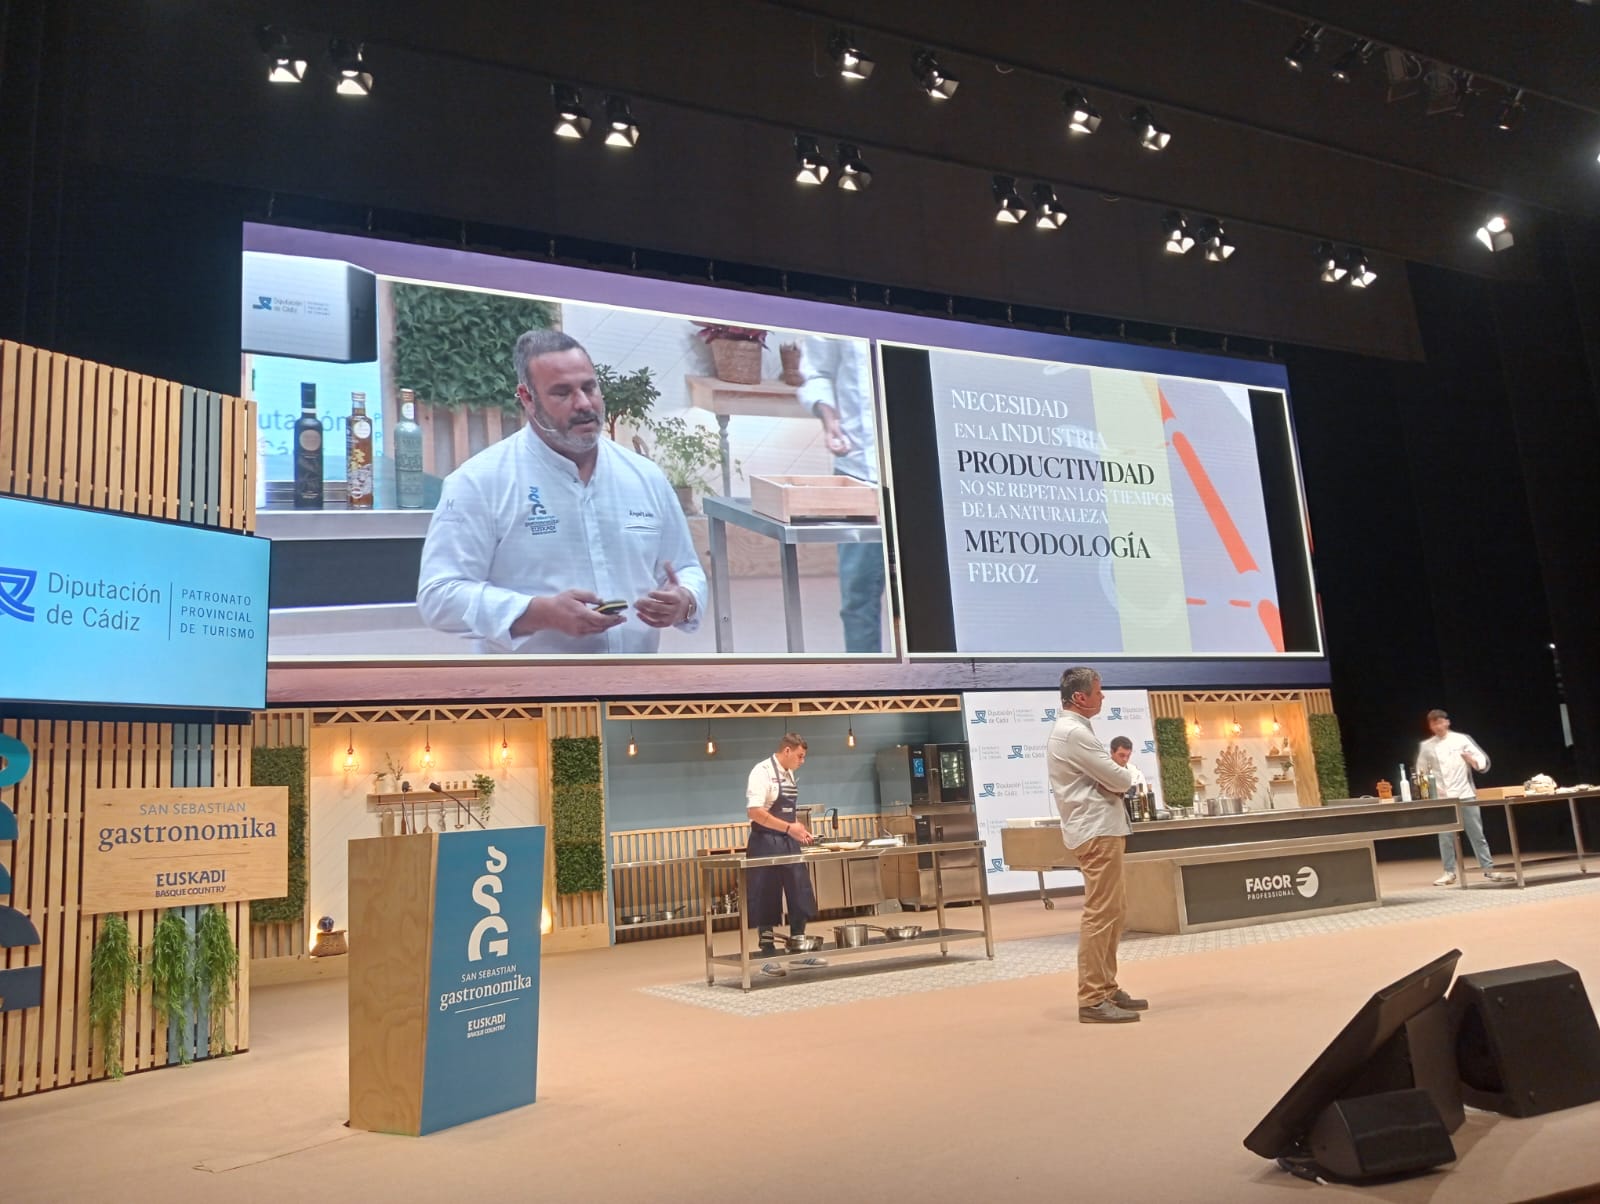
[1062,89,1102,135]
[1130,106,1172,151]
[552,84,592,139]
[329,39,373,96]
[828,29,875,81]
[912,49,959,100]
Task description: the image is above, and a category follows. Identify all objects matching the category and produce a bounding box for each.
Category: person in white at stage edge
[1108,736,1148,794]
[1048,667,1149,1025]
[417,330,707,653]
[1418,708,1515,886]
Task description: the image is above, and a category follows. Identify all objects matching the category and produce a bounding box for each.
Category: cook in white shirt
[1108,735,1149,795]
[1416,708,1511,883]
[417,331,707,654]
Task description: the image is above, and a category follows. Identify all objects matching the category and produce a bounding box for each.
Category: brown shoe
[1079,999,1141,1024]
[1112,989,1149,1011]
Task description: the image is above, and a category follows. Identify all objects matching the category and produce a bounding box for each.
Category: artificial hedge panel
[1153,717,1194,805]
[250,746,308,924]
[551,735,605,896]
[1308,713,1351,803]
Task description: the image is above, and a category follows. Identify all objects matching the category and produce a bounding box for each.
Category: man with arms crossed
[1419,708,1513,886]
[418,330,706,654]
[1049,667,1146,1024]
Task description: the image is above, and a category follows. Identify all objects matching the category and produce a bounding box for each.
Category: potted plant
[693,322,768,385]
[641,416,737,515]
[595,363,659,441]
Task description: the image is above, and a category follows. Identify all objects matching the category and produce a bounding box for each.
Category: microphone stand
[428,782,488,830]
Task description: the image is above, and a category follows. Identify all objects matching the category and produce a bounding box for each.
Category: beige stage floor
[4,859,1599,1203]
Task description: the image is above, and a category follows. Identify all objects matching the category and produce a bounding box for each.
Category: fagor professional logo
[1244,865,1321,902]
[1295,866,1320,898]
[0,567,38,622]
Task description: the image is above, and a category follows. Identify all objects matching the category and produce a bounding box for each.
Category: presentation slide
[0,497,270,710]
[243,225,891,661]
[884,344,1293,657]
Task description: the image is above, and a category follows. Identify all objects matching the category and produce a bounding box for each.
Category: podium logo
[1107,706,1123,721]
[468,845,511,961]
[1142,739,1156,754]
[0,567,38,622]
[1295,866,1320,898]
[251,295,274,311]
[1040,708,1058,723]
[1007,744,1025,760]
[970,710,988,725]
[978,783,996,798]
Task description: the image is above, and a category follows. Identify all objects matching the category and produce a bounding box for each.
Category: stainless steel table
[1464,789,1598,888]
[700,495,883,653]
[695,839,994,991]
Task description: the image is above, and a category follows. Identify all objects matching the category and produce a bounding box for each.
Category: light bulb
[627,738,638,757]
[706,738,717,756]
[847,726,856,748]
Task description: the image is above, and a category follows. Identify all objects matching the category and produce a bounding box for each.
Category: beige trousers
[1074,835,1127,1007]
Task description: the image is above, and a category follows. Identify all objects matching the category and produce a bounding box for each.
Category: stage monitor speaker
[1341,998,1464,1132]
[1450,960,1600,1118]
[1308,1089,1456,1181]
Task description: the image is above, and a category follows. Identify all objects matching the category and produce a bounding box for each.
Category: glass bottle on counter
[394,388,425,509]
[346,391,375,509]
[293,383,324,509]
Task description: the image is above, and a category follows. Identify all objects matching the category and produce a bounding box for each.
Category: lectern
[348,827,546,1135]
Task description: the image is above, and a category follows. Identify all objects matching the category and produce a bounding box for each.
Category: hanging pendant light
[343,725,358,773]
[1270,706,1282,734]
[499,723,512,767]
[420,725,434,771]
[705,719,716,756]
[627,723,638,758]
[847,722,856,749]
[1230,708,1242,737]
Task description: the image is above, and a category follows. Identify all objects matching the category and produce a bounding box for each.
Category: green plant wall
[1308,713,1351,802]
[250,746,307,924]
[551,736,606,895]
[392,283,556,413]
[1153,717,1194,804]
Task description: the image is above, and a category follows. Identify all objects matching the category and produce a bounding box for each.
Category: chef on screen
[416,330,707,654]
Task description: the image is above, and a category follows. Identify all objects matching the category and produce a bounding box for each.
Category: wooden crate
[749,474,880,522]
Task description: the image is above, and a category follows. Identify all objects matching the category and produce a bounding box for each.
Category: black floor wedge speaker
[1308,1089,1456,1181]
[1450,960,1600,1117]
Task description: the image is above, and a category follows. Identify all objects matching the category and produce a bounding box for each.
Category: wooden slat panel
[218,389,235,530]
[28,349,52,501]
[10,343,37,497]
[0,341,21,493]
[242,398,259,534]
[159,380,180,520]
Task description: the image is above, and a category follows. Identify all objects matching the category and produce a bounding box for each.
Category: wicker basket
[709,338,763,385]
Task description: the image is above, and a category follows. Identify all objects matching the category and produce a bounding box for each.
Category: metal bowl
[654,907,685,921]
[878,923,922,941]
[620,913,650,925]
[779,933,826,953]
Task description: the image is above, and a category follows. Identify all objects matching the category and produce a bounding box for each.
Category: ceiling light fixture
[1476,213,1513,252]
[1062,89,1102,134]
[1495,88,1526,131]
[1329,39,1376,84]
[343,726,358,773]
[705,720,716,757]
[1194,218,1235,261]
[1031,184,1067,229]
[1130,106,1171,151]
[257,27,306,84]
[912,49,959,100]
[419,725,434,771]
[793,134,831,185]
[992,175,1029,224]
[499,724,512,766]
[828,29,875,81]
[1284,24,1324,72]
[551,84,591,139]
[1346,250,1378,288]
[329,39,373,96]
[836,142,872,190]
[604,96,640,148]
[1162,211,1195,254]
[1316,242,1348,283]
[627,723,638,758]
[847,723,856,749]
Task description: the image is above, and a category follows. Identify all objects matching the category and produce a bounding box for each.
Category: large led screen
[0,496,270,710]
[243,225,891,661]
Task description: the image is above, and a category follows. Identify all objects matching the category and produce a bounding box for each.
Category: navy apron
[747,756,816,933]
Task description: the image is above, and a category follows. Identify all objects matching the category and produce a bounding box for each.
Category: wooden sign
[82,787,289,914]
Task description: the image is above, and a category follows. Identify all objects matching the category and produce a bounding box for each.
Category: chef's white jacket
[797,336,878,485]
[1416,731,1490,801]
[417,425,707,654]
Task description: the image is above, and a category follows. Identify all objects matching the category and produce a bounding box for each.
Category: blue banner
[420,827,546,1135]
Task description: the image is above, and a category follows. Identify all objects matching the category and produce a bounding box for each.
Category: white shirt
[417,425,706,653]
[1047,712,1136,849]
[746,758,796,813]
[1122,762,1149,794]
[797,337,878,485]
[1416,731,1490,800]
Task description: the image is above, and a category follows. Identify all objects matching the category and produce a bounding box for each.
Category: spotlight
[1062,89,1102,134]
[1284,24,1324,72]
[912,49,959,100]
[551,84,591,139]
[1194,218,1235,261]
[793,135,831,185]
[604,96,640,148]
[827,29,875,81]
[1315,242,1348,283]
[1162,211,1195,254]
[1346,250,1378,288]
[992,175,1028,224]
[836,143,872,191]
[1130,106,1171,151]
[1329,39,1376,84]
[1495,88,1526,131]
[257,27,306,84]
[329,39,372,96]
[1031,184,1067,229]
[1476,213,1513,252]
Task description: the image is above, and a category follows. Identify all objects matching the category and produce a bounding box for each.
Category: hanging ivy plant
[251,745,307,924]
[196,906,240,1056]
[148,911,196,1064]
[89,916,140,1080]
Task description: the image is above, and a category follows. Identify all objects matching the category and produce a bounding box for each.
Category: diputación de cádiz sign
[82,787,289,913]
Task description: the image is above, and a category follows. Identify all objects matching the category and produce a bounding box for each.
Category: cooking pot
[654,906,685,921]
[777,933,825,953]
[833,923,871,948]
[872,923,922,941]
[620,913,650,925]
[1217,797,1244,816]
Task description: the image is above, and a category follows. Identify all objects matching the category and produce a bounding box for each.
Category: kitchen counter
[695,839,994,991]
